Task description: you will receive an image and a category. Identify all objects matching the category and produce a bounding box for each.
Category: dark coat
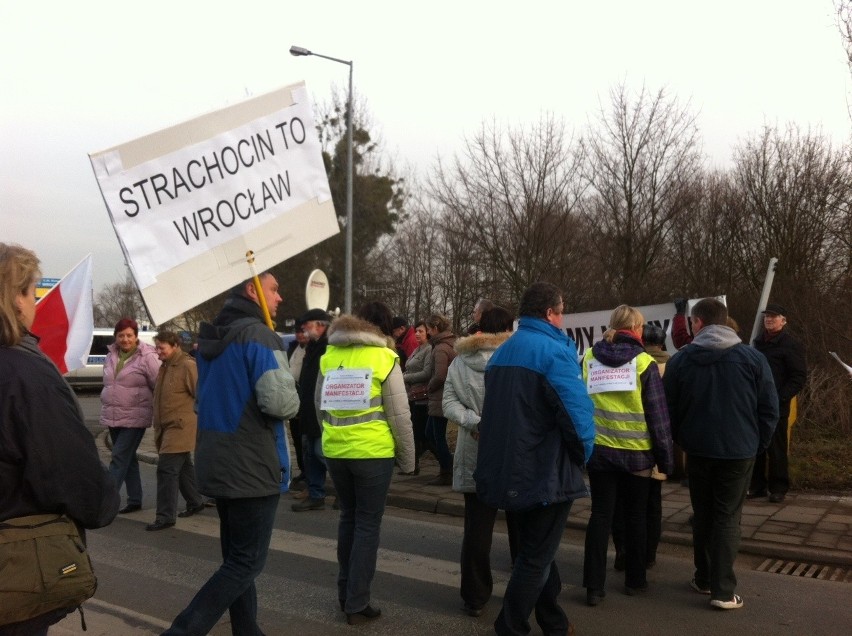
[0,334,119,527]
[664,325,779,459]
[298,333,328,438]
[0,337,120,636]
[753,329,807,421]
[474,317,595,511]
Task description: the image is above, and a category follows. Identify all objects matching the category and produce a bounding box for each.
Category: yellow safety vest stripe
[582,349,654,451]
[320,344,397,459]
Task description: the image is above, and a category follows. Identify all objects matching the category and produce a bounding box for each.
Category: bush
[790,365,852,491]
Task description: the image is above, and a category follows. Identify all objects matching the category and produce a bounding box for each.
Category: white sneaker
[690,579,710,595]
[710,594,743,609]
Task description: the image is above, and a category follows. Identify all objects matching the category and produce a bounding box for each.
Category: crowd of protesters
[3,239,806,636]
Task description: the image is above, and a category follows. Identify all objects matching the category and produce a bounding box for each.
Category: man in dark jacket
[748,303,807,503]
[164,272,299,635]
[664,298,778,611]
[475,282,595,636]
[292,308,331,512]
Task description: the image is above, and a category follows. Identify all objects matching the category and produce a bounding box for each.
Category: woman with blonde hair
[315,301,415,625]
[582,305,673,605]
[0,243,118,633]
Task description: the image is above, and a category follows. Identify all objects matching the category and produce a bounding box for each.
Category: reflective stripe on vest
[319,344,397,459]
[325,397,385,426]
[582,349,654,451]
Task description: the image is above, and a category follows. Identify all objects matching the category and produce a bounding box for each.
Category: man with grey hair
[467,298,494,335]
[663,297,778,611]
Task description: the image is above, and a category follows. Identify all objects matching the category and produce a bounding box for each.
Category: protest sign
[562,297,726,358]
[90,82,339,324]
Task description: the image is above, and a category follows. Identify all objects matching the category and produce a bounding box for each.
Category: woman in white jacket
[442,306,515,617]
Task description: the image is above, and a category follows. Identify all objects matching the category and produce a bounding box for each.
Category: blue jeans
[163,495,279,636]
[326,457,395,614]
[302,434,327,500]
[498,501,572,636]
[688,456,754,601]
[425,416,452,472]
[108,427,146,507]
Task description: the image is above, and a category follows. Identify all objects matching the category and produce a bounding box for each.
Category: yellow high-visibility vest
[320,345,397,459]
[582,348,654,451]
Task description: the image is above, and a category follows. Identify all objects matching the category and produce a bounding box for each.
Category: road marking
[86,598,171,628]
[174,513,511,595]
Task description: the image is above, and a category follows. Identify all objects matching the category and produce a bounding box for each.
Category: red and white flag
[32,254,94,374]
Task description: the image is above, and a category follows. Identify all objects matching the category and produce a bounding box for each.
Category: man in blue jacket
[475,282,595,636]
[164,272,299,635]
[664,297,778,611]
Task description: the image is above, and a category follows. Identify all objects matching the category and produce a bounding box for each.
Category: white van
[64,328,157,389]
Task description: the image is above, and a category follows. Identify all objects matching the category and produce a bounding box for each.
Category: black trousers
[612,478,663,563]
[584,470,651,591]
[460,493,519,609]
[688,455,753,601]
[751,402,791,495]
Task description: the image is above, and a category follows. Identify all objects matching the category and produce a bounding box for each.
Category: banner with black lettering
[562,297,726,358]
[89,82,339,324]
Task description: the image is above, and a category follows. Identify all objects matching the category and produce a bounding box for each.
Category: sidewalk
[116,427,852,568]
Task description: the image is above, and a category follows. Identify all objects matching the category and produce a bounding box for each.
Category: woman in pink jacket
[100,317,161,513]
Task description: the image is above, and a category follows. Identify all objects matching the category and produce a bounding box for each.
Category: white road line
[168,514,510,595]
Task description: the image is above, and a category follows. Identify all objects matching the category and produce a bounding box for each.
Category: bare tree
[581,83,702,303]
[663,170,742,298]
[93,272,149,327]
[429,115,588,305]
[837,0,852,117]
[728,124,852,378]
[730,125,851,296]
[367,197,441,322]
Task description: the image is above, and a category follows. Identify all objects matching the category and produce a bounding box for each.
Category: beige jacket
[152,348,198,454]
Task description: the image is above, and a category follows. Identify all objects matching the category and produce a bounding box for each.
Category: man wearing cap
[292,308,332,511]
[749,303,807,504]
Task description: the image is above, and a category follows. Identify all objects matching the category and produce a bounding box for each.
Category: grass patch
[790,430,852,492]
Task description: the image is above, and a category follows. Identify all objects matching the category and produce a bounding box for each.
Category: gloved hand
[674,298,687,314]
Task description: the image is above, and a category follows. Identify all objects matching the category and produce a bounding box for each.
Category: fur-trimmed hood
[453,331,512,373]
[327,314,396,349]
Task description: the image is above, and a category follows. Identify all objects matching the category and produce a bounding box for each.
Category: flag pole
[246,250,274,330]
[749,257,778,347]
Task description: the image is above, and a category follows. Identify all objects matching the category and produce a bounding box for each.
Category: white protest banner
[89,82,339,324]
[562,296,726,358]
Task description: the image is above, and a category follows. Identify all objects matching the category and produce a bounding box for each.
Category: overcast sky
[2,0,849,295]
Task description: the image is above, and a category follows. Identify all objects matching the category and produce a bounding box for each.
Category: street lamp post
[289,45,354,314]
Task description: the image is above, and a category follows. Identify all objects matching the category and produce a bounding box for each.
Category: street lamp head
[289,45,312,57]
